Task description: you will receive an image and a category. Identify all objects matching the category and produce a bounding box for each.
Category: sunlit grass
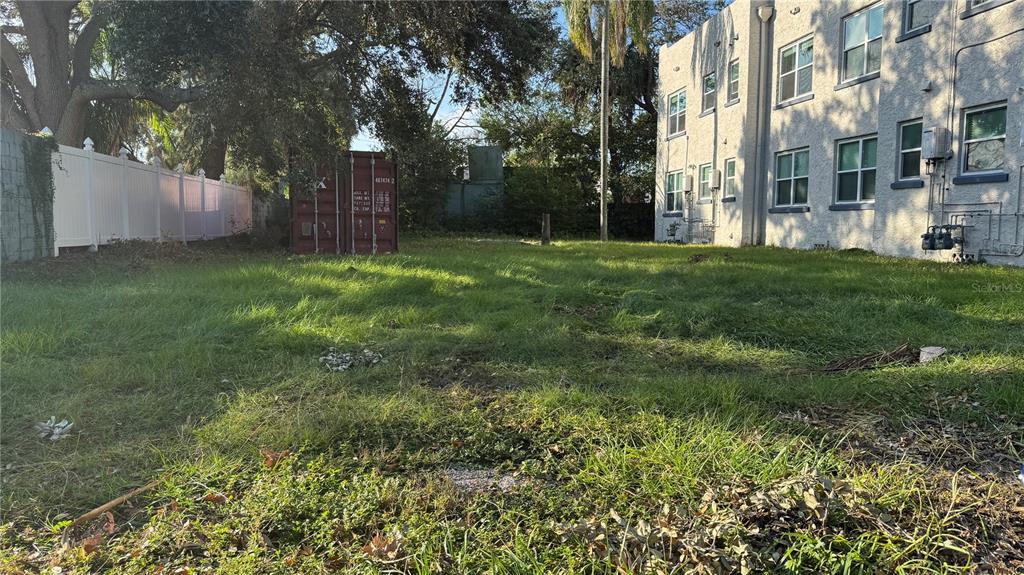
[2,237,1022,572]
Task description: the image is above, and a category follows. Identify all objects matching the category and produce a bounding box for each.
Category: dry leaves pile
[553,474,1024,574]
[318,348,383,372]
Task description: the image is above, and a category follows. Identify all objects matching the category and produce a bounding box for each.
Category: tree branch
[428,68,453,126]
[1,80,32,130]
[443,103,472,138]
[1,33,39,127]
[71,11,108,88]
[70,80,205,111]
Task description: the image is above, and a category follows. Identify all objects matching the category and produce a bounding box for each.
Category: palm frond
[626,0,655,56]
[563,0,594,61]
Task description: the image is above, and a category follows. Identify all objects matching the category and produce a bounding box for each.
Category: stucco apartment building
[655,0,1024,265]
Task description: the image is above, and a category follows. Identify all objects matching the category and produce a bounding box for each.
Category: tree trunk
[202,136,228,179]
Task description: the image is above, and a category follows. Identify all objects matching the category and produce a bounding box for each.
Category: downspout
[752,3,775,245]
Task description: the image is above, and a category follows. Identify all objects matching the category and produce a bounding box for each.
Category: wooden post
[542,213,551,245]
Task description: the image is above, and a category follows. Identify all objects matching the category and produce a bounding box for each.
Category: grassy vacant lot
[2,237,1023,573]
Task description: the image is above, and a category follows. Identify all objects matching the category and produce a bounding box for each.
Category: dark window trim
[960,0,1016,20]
[952,172,1010,185]
[698,108,715,118]
[769,205,810,213]
[721,196,737,203]
[724,98,741,108]
[661,211,685,218]
[829,202,876,211]
[896,25,931,43]
[890,179,925,189]
[834,71,880,91]
[775,93,814,110]
[696,198,714,205]
[667,131,687,142]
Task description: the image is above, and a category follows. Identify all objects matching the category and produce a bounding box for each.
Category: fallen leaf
[203,492,227,505]
[260,447,291,468]
[81,533,103,554]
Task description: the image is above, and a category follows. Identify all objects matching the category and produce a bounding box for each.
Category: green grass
[2,238,1023,573]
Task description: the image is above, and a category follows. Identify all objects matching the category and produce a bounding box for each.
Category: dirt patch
[444,467,527,494]
[551,302,606,320]
[418,355,520,392]
[778,405,1023,477]
[687,253,733,264]
[3,236,281,283]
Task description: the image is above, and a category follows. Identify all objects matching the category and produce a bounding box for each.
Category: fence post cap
[176,163,185,173]
[198,168,206,177]
[83,137,94,151]
[152,156,162,167]
[119,147,129,158]
[219,173,226,182]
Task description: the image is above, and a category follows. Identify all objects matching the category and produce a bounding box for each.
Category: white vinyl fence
[51,138,252,254]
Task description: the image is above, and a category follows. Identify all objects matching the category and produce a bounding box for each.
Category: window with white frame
[904,0,936,32]
[727,61,739,103]
[775,149,809,206]
[702,72,716,112]
[698,164,712,199]
[666,171,685,211]
[668,90,686,136]
[898,121,922,180]
[724,159,737,197]
[779,37,813,102]
[836,135,877,202]
[962,103,1006,174]
[842,3,883,82]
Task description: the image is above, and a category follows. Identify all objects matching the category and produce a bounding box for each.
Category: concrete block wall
[1,128,54,263]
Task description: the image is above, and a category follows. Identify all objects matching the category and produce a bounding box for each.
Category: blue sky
[350,6,569,151]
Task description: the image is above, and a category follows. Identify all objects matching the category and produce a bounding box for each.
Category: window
[776,149,809,206]
[727,61,740,103]
[904,0,936,31]
[698,164,712,199]
[779,37,813,102]
[898,121,922,180]
[702,72,716,112]
[666,171,685,211]
[962,104,1007,173]
[724,159,737,197]
[668,90,686,136]
[968,0,992,6]
[842,3,883,81]
[836,136,877,203]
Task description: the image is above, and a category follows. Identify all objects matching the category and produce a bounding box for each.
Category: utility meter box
[711,169,722,189]
[682,174,694,193]
[922,126,950,160]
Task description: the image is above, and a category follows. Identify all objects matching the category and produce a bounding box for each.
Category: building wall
[656,0,1024,265]
[656,1,763,247]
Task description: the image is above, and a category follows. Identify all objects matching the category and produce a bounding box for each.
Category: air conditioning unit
[922,127,950,161]
[711,169,722,189]
[682,174,694,193]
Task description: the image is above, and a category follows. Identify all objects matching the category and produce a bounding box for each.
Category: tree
[562,0,654,240]
[0,1,200,146]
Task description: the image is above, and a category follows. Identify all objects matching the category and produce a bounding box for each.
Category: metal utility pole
[599,0,609,241]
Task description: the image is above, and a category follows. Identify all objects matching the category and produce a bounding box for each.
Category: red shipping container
[291,151,398,255]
